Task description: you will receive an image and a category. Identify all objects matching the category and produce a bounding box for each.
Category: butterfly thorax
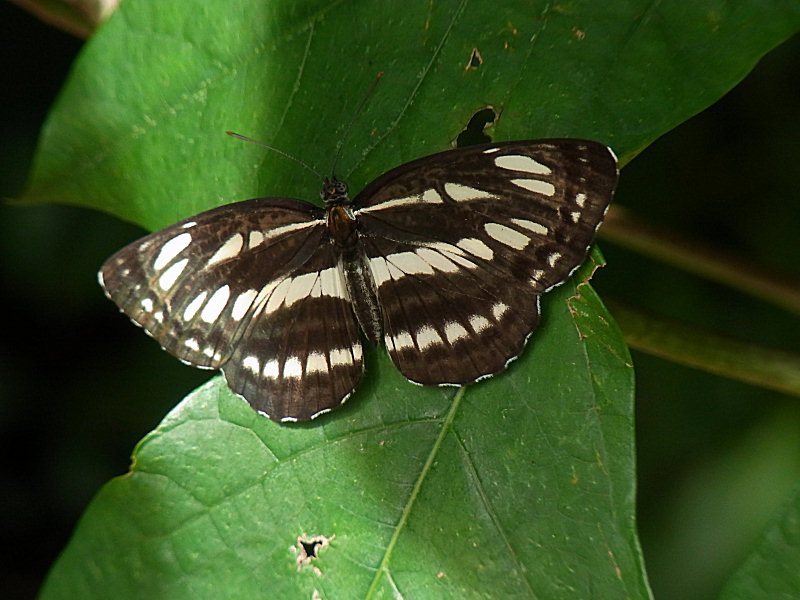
[323,176,358,249]
[326,203,358,249]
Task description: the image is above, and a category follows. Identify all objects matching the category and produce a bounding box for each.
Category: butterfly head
[321,177,350,206]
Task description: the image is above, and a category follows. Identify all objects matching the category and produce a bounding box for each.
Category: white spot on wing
[158,258,188,291]
[444,183,495,202]
[248,230,265,249]
[456,238,493,260]
[427,242,478,269]
[154,232,192,271]
[369,256,391,286]
[183,290,208,321]
[575,192,587,208]
[322,266,347,299]
[283,357,302,378]
[310,276,323,298]
[388,251,435,276]
[511,178,556,196]
[243,356,260,374]
[415,247,459,273]
[263,359,279,379]
[444,321,469,344]
[231,289,257,321]
[184,338,200,352]
[284,272,318,307]
[358,189,444,213]
[415,325,443,350]
[306,352,328,374]
[389,330,415,351]
[265,277,293,314]
[386,261,405,282]
[494,154,551,175]
[469,314,491,332]
[548,252,562,267]
[329,348,354,367]
[484,223,530,250]
[206,233,244,267]
[368,195,417,210]
[570,211,581,223]
[264,220,322,241]
[248,280,278,321]
[428,242,465,256]
[141,298,154,312]
[421,189,443,204]
[492,302,509,320]
[200,285,230,323]
[510,218,549,236]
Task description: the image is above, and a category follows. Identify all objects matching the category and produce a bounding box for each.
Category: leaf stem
[600,206,800,316]
[606,300,800,398]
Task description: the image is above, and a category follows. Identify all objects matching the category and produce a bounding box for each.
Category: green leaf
[719,481,800,599]
[25,0,800,597]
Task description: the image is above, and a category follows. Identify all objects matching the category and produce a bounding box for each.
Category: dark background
[2,4,799,599]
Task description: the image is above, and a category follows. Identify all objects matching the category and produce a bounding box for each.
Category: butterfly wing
[221,243,364,421]
[99,197,363,421]
[354,139,617,385]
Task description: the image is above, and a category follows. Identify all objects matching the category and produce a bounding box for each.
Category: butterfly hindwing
[361,235,541,385]
[355,139,617,384]
[221,244,364,421]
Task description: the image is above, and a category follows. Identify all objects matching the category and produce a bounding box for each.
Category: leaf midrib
[364,385,467,598]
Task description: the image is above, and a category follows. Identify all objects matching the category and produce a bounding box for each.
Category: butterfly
[99,139,618,422]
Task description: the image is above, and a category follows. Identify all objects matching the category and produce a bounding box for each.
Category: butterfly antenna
[226,131,322,179]
[330,72,384,177]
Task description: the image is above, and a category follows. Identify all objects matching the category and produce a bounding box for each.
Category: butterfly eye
[320,179,348,200]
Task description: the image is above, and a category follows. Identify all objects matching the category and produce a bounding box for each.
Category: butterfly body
[323,180,384,346]
[100,139,618,422]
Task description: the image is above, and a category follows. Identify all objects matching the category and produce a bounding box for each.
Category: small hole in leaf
[456,107,497,147]
[300,539,323,558]
[465,47,483,70]
[295,533,335,572]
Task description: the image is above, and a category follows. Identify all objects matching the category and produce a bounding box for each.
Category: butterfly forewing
[355,139,616,384]
[99,197,327,370]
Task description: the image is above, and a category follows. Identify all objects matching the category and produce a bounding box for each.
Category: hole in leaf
[465,47,483,69]
[456,107,497,147]
[294,533,335,572]
[300,539,322,558]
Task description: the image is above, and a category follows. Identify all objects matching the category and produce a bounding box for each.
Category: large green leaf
[27,0,800,598]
